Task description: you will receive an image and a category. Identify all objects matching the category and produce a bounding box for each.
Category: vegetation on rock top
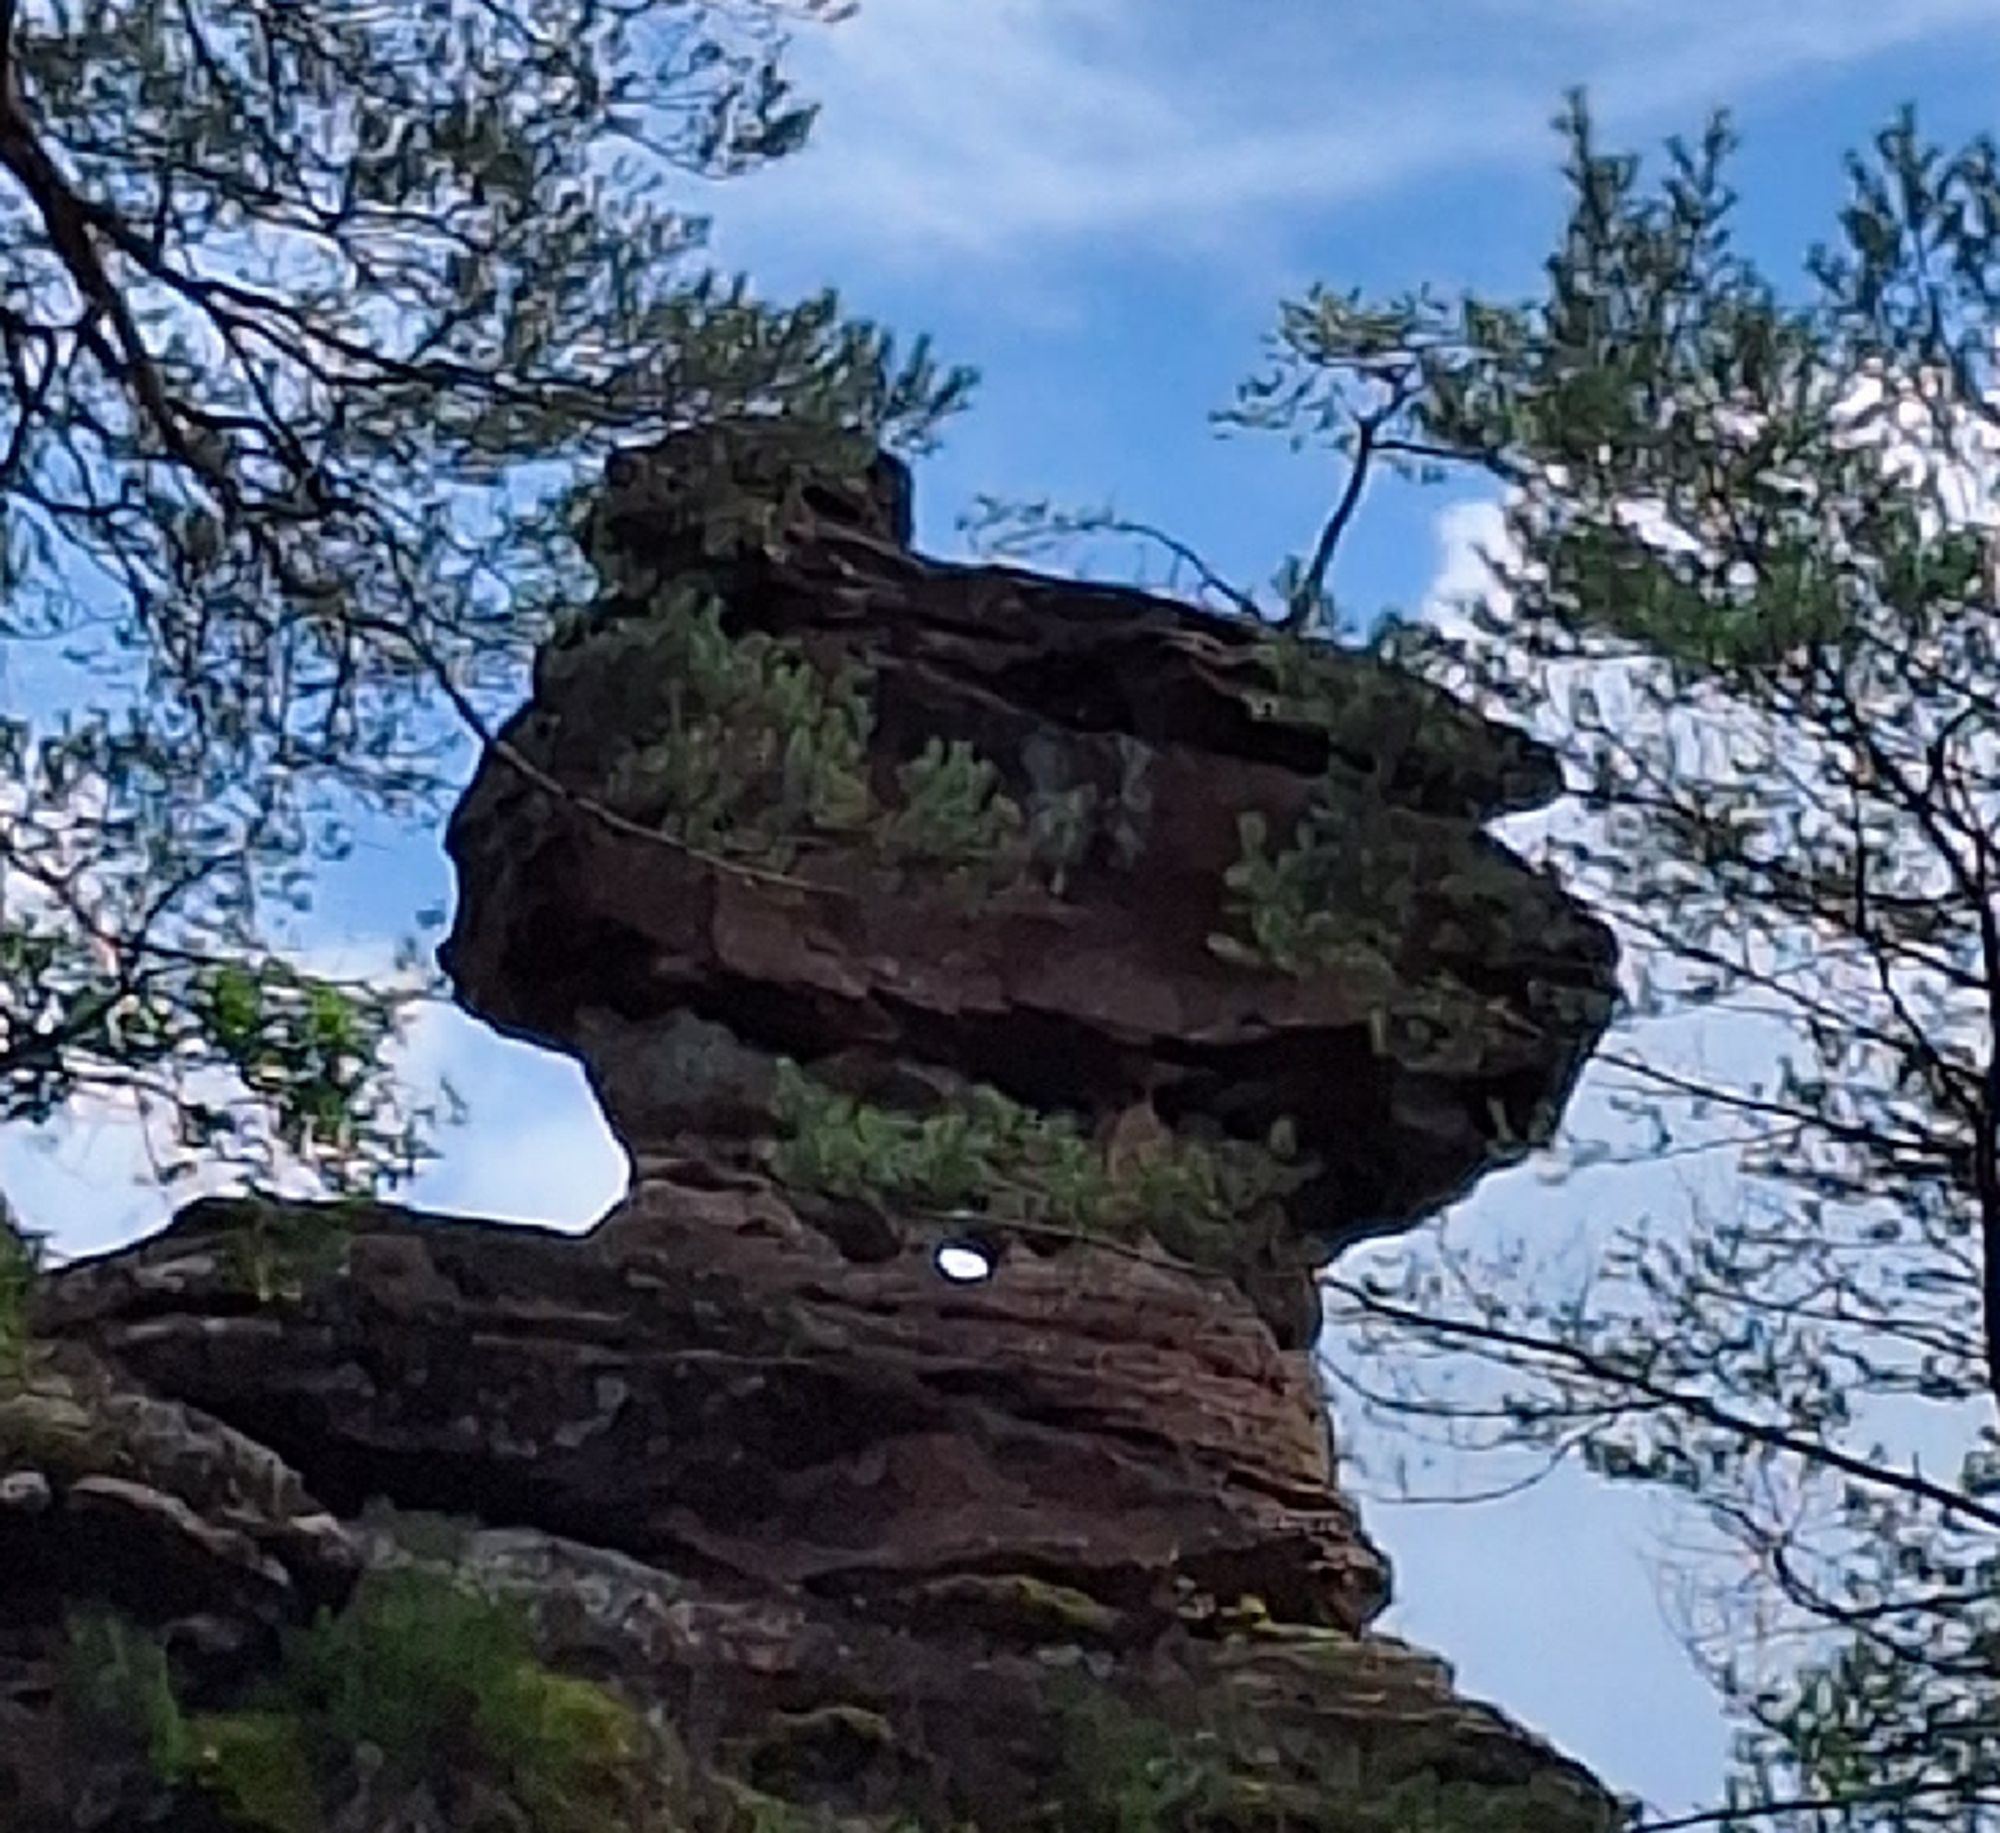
[61,1569,647,1833]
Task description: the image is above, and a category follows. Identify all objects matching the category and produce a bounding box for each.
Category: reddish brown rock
[34,1191,1384,1634]
[1,425,1624,1833]
[444,421,1616,1276]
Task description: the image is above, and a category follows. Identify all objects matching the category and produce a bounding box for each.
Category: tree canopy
[0,0,972,1202]
[1262,96,2000,1833]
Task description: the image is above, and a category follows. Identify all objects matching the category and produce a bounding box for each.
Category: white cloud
[7,928,625,1264]
[394,1004,626,1231]
[1421,500,1511,644]
[708,0,2000,278]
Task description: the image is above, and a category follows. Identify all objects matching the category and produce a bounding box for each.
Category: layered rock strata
[1,422,1622,1833]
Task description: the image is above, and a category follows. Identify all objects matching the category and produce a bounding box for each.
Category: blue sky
[14,0,2000,1818]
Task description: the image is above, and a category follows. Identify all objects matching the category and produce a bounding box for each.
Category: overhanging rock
[445,422,1618,1327]
[5,422,1624,1833]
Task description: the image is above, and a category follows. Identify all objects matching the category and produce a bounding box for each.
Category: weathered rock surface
[1,423,1623,1833]
[35,1193,1383,1632]
[446,425,1614,1282]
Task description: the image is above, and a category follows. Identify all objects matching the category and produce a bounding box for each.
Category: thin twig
[1286,406,1385,632]
[1327,1274,2000,1533]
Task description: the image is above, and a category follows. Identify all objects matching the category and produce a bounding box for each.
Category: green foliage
[1212,802,1547,1086]
[771,1061,1098,1217]
[0,0,974,1197]
[1230,87,2000,1833]
[1041,1679,1236,1833]
[278,1566,640,1825]
[181,961,436,1186]
[1707,1543,2000,1831]
[500,1667,647,1830]
[281,1566,537,1780]
[1010,730,1157,891]
[1223,90,1997,689]
[0,716,445,1192]
[881,728,1155,895]
[1246,629,1364,712]
[59,1608,200,1783]
[0,1207,41,1380]
[1022,779,1101,891]
[956,89,2000,1829]
[879,737,1027,877]
[601,593,1060,887]
[210,1200,355,1304]
[603,585,875,868]
[59,1571,644,1833]
[1245,633,1430,769]
[1214,806,1405,984]
[185,1715,320,1833]
[57,1573,1612,1833]
[768,1061,1308,1274]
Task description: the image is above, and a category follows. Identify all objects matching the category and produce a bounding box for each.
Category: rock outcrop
[1,421,1622,1833]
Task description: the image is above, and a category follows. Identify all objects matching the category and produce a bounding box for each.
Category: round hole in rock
[933,1238,996,1284]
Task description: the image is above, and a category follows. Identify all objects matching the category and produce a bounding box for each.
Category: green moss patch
[0,1211,40,1382]
[59,1569,644,1833]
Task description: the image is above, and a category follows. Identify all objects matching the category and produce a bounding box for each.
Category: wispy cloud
[711,0,2000,277]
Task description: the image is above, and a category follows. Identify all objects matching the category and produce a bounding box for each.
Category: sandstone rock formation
[1,421,1623,1833]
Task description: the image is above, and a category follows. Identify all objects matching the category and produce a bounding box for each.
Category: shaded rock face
[2,426,1622,1833]
[448,423,1616,1283]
